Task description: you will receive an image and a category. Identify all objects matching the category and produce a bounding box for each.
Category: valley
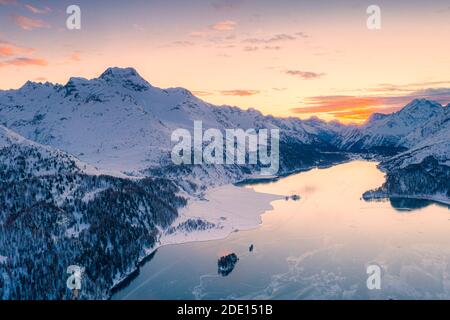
[0,67,449,299]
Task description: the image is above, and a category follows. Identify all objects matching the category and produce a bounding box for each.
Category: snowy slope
[0,124,187,299]
[0,67,341,174]
[336,99,445,153]
[0,124,130,179]
[382,103,450,169]
[359,101,450,204]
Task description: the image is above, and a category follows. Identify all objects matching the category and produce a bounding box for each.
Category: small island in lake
[285,194,301,201]
[217,253,239,276]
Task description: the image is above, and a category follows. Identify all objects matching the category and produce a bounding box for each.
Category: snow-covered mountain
[0,67,343,176]
[0,67,448,199]
[1,67,449,299]
[0,124,186,299]
[357,100,450,204]
[335,99,446,155]
[0,69,350,300]
[386,103,450,166]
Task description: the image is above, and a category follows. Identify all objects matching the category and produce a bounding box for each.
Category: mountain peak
[100,67,140,79]
[396,98,442,119]
[20,80,42,90]
[403,98,441,110]
[98,67,151,91]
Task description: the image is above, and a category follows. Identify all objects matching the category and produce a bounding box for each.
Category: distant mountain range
[0,67,343,174]
[0,67,448,299]
[336,98,450,161]
[335,98,450,204]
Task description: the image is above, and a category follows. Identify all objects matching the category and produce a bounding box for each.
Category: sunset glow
[0,0,449,123]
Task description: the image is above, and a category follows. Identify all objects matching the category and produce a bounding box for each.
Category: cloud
[372,81,450,93]
[69,52,81,62]
[0,40,34,57]
[210,20,237,31]
[243,46,258,52]
[0,39,46,69]
[263,45,281,50]
[0,57,48,68]
[220,89,260,96]
[292,96,392,122]
[243,45,282,52]
[285,70,325,80]
[293,96,382,113]
[24,4,51,14]
[291,88,450,122]
[192,90,214,97]
[242,33,297,44]
[295,32,309,38]
[160,40,196,48]
[34,76,47,81]
[406,87,450,104]
[12,14,50,30]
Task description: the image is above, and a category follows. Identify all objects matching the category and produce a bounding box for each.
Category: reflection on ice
[113,161,450,300]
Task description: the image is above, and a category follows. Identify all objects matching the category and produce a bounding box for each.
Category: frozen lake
[112,161,450,300]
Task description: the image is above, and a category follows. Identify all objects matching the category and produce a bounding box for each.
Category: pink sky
[0,0,449,123]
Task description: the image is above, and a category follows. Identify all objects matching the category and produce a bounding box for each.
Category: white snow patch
[160,184,283,246]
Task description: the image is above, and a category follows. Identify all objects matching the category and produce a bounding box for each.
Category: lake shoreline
[108,184,283,299]
[109,156,374,299]
[108,158,354,299]
[111,160,450,300]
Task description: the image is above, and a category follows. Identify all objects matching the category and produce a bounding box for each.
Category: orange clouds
[192,90,214,97]
[285,70,325,80]
[0,57,48,68]
[210,20,237,31]
[291,89,450,124]
[292,96,383,123]
[12,14,50,30]
[0,41,34,57]
[0,40,47,69]
[193,89,260,97]
[220,89,260,96]
[69,52,81,62]
[296,96,383,112]
[24,4,51,14]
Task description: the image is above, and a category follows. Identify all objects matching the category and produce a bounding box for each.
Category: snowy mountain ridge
[0,67,342,176]
[336,99,449,158]
[0,123,186,299]
[0,67,449,299]
[1,67,448,177]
